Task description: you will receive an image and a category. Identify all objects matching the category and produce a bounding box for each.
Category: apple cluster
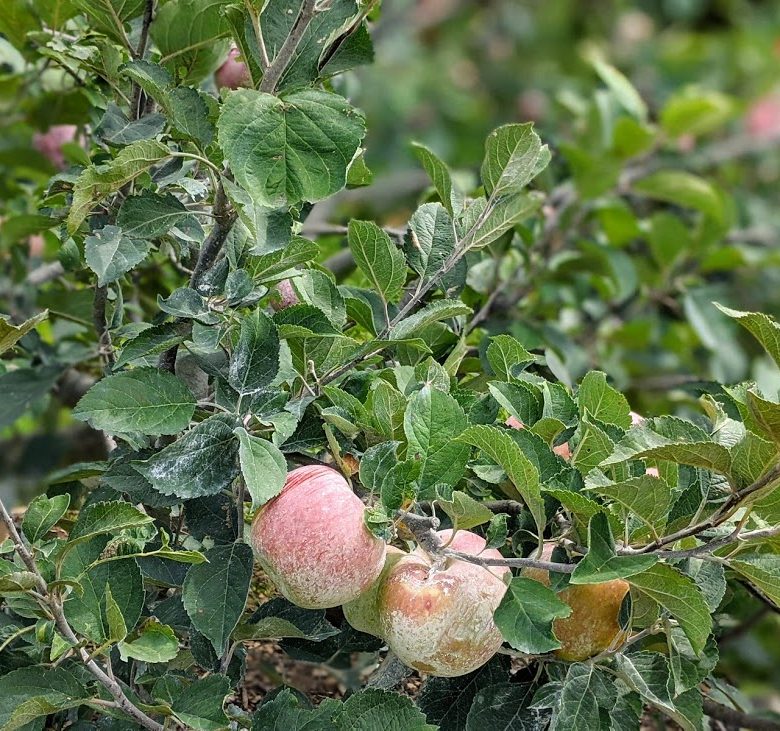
[250,464,628,676]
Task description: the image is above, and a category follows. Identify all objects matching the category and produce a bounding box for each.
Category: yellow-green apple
[251,465,386,609]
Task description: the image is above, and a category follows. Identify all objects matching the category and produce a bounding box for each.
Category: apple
[506,416,571,460]
[271,278,299,311]
[32,125,77,170]
[376,529,509,677]
[342,545,405,637]
[746,93,780,141]
[523,545,628,661]
[215,47,252,90]
[250,465,386,609]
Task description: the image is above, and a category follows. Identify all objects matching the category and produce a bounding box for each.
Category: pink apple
[271,278,299,311]
[377,529,509,677]
[215,47,252,90]
[32,125,77,170]
[746,93,780,141]
[250,465,386,609]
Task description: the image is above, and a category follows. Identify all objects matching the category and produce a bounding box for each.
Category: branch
[93,285,115,368]
[258,0,318,94]
[703,699,780,731]
[629,462,780,555]
[0,499,163,731]
[27,261,64,285]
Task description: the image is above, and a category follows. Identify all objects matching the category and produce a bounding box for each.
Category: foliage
[0,1,779,730]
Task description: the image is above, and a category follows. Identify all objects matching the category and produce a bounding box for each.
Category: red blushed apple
[746,93,780,141]
[215,47,252,90]
[506,416,570,460]
[377,529,509,677]
[342,545,405,637]
[250,465,386,609]
[32,125,77,170]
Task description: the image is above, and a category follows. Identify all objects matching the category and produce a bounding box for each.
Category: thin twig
[258,0,318,94]
[702,699,780,731]
[93,285,115,368]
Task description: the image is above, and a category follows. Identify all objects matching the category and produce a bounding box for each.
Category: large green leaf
[21,493,70,543]
[72,0,144,47]
[628,563,712,654]
[336,689,436,730]
[73,368,196,436]
[405,202,457,285]
[577,371,631,429]
[84,225,151,286]
[348,219,407,306]
[481,123,550,198]
[183,542,253,654]
[171,674,231,731]
[0,310,48,355]
[134,414,240,499]
[235,427,287,510]
[390,300,472,341]
[404,386,470,497]
[0,666,90,730]
[467,682,546,730]
[458,425,544,532]
[218,88,366,208]
[228,309,280,395]
[716,304,780,370]
[633,170,725,224]
[68,139,169,233]
[729,554,780,606]
[493,577,571,654]
[68,500,154,546]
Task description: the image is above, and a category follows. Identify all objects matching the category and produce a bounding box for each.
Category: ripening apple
[523,545,628,661]
[271,279,299,311]
[342,545,405,637]
[506,416,571,460]
[32,125,77,170]
[745,93,780,141]
[376,529,510,677]
[215,47,252,89]
[250,465,386,609]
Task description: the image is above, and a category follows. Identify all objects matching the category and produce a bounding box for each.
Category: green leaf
[348,219,407,306]
[63,540,144,643]
[585,475,672,536]
[458,425,544,533]
[337,688,436,730]
[183,542,253,654]
[117,189,198,239]
[577,371,631,429]
[485,513,509,550]
[489,381,542,426]
[746,389,780,445]
[69,500,154,546]
[218,88,366,208]
[380,459,420,511]
[134,414,240,499]
[571,416,615,475]
[404,386,470,497]
[437,491,494,531]
[411,142,461,215]
[633,170,725,224]
[390,299,472,341]
[486,334,534,381]
[0,310,48,355]
[21,493,70,543]
[418,656,509,730]
[68,139,169,233]
[96,103,167,147]
[715,304,780,370]
[73,368,196,436]
[545,664,608,731]
[251,688,341,729]
[570,513,657,584]
[114,322,187,369]
[481,123,550,198]
[590,57,648,121]
[0,666,90,730]
[84,224,151,286]
[358,441,400,494]
[235,427,287,510]
[728,554,780,607]
[543,488,605,524]
[466,682,544,730]
[405,202,458,289]
[628,563,712,654]
[104,583,128,642]
[237,598,339,641]
[493,577,572,654]
[151,0,231,83]
[72,0,144,46]
[465,192,545,250]
[0,365,62,430]
[228,309,280,395]
[158,288,217,323]
[294,270,347,329]
[660,89,734,138]
[119,618,179,663]
[171,674,231,731]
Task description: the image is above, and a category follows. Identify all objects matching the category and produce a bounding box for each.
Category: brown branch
[258,0,318,94]
[703,700,780,731]
[0,499,163,730]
